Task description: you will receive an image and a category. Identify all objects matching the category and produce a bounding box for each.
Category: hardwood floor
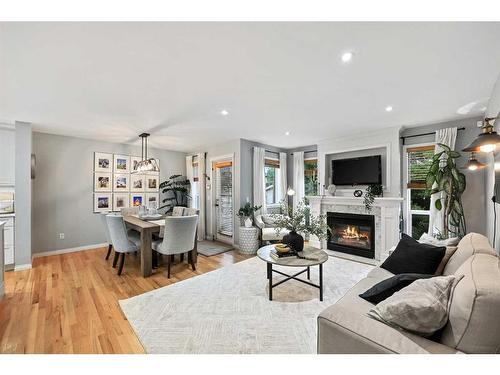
[0,246,252,353]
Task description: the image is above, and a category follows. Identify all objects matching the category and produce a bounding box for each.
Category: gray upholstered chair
[121,207,139,217]
[100,212,121,260]
[152,215,198,278]
[105,214,141,275]
[172,206,185,216]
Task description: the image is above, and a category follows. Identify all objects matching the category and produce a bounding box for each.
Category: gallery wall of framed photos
[93,152,160,213]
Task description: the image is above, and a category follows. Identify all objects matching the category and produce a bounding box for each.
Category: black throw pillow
[381,234,446,275]
[359,273,434,304]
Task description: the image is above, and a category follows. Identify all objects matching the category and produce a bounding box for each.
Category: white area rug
[119,256,373,353]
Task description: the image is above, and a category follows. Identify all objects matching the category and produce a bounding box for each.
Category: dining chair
[121,207,139,217]
[105,214,141,275]
[152,215,198,278]
[100,212,115,260]
[172,206,185,216]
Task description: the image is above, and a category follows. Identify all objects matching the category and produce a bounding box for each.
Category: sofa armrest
[254,214,265,230]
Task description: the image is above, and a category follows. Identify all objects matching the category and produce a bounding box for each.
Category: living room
[1,1,500,373]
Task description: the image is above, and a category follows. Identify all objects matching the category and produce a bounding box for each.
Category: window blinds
[407,145,435,189]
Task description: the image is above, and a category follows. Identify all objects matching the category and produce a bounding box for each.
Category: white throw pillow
[419,232,459,247]
[262,214,284,226]
[368,275,463,336]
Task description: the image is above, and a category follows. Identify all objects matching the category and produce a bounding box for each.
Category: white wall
[0,125,15,186]
[317,126,402,198]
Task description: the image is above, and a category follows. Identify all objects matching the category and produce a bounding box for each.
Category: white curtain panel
[428,127,457,237]
[185,155,194,208]
[197,152,206,241]
[293,151,305,211]
[279,152,288,204]
[253,147,267,214]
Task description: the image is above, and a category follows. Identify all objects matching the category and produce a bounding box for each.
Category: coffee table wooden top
[257,244,328,267]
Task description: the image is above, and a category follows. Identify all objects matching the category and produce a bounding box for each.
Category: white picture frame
[113,193,130,212]
[130,193,145,207]
[94,152,113,173]
[94,172,112,192]
[113,173,129,192]
[94,193,112,213]
[130,174,146,192]
[130,156,142,173]
[145,193,160,209]
[145,175,159,192]
[114,154,130,173]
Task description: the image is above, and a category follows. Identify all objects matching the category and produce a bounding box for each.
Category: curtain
[293,151,305,211]
[279,152,288,205]
[253,147,266,215]
[185,155,194,208]
[428,127,457,237]
[197,152,206,241]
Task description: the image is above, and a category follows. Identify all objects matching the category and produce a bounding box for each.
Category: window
[405,145,434,239]
[304,158,318,196]
[264,158,280,205]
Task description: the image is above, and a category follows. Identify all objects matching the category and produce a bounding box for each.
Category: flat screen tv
[332,155,382,185]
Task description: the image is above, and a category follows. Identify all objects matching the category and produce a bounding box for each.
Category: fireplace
[327,212,375,259]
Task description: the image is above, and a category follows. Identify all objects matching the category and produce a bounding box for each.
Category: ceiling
[1,22,499,152]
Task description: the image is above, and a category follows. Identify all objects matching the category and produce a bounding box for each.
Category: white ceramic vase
[244,217,253,228]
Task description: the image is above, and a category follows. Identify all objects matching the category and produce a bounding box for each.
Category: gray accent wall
[400,116,487,235]
[32,132,187,253]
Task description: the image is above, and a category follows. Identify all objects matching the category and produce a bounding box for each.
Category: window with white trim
[264,158,280,205]
[304,158,318,196]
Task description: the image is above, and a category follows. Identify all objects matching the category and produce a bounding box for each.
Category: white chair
[100,212,115,260]
[152,215,198,278]
[105,214,141,275]
[254,213,289,244]
[121,207,139,217]
[172,206,185,216]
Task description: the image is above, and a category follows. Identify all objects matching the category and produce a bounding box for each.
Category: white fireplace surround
[308,195,403,262]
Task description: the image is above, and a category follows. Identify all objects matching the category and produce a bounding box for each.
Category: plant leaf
[435,198,442,211]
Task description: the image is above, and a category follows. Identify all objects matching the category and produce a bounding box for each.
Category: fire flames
[342,225,362,239]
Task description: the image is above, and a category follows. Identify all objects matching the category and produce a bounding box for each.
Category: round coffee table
[257,244,329,301]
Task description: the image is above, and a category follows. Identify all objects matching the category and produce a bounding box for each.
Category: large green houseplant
[159,174,191,213]
[271,198,330,252]
[425,143,467,238]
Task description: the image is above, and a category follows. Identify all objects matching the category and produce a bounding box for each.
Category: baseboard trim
[14,263,32,271]
[33,243,108,259]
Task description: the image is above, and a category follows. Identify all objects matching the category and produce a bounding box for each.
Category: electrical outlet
[59,233,65,240]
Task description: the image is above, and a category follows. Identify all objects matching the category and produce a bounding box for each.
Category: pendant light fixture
[463,116,500,153]
[132,133,160,174]
[462,152,486,171]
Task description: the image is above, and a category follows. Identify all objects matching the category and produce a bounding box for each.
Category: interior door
[213,160,233,242]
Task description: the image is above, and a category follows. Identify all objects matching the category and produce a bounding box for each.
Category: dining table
[123,214,198,277]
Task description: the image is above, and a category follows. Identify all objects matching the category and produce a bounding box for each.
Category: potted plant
[425,143,467,238]
[237,202,262,227]
[159,174,191,213]
[363,183,383,212]
[271,198,330,252]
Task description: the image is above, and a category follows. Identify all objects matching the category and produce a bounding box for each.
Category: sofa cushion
[359,273,434,304]
[440,254,500,353]
[366,267,394,281]
[318,276,460,354]
[261,227,289,241]
[419,232,459,247]
[442,233,497,276]
[435,246,458,275]
[381,234,446,275]
[367,275,461,336]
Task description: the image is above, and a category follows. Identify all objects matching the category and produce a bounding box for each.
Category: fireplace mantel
[308,195,403,262]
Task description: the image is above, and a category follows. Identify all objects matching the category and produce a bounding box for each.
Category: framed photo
[113,173,129,191]
[114,154,130,173]
[130,193,145,207]
[145,193,160,209]
[94,193,112,213]
[131,156,142,173]
[113,193,130,212]
[130,174,146,192]
[94,172,112,192]
[94,152,113,172]
[146,175,159,192]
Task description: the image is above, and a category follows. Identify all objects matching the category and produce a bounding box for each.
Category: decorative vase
[244,217,253,228]
[282,230,304,252]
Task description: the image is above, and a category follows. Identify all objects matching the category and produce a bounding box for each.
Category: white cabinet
[1,216,14,266]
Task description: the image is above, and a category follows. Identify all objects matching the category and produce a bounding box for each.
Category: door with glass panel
[213,160,233,243]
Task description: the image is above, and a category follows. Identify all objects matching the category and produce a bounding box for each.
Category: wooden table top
[257,244,329,267]
[123,215,160,230]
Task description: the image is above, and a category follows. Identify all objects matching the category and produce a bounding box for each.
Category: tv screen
[332,155,382,185]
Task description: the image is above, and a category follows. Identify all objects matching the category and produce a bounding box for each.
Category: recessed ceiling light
[220,109,229,116]
[341,51,354,63]
[285,131,290,136]
[385,106,393,112]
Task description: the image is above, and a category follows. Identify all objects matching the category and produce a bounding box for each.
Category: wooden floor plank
[0,246,251,353]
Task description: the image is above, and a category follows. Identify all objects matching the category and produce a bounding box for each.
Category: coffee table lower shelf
[266,262,324,301]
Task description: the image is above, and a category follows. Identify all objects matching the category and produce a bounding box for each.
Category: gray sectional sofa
[317,233,500,354]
